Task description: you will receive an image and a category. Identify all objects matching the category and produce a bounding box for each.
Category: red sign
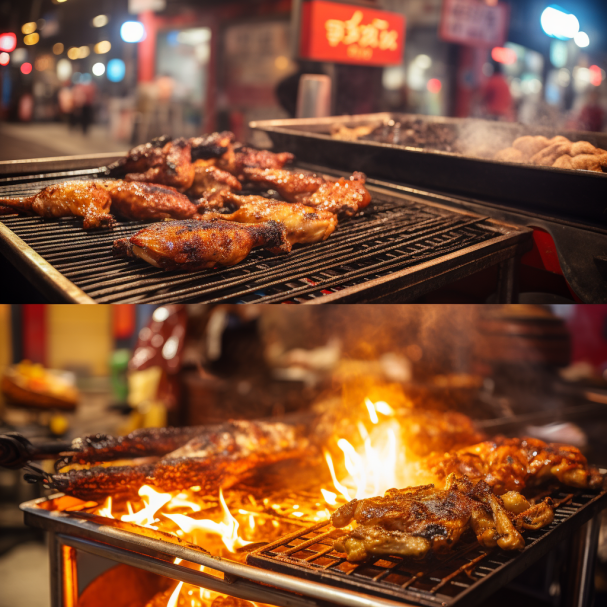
[299,1,405,66]
[439,0,509,48]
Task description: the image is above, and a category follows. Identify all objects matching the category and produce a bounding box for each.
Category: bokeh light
[79,46,90,58]
[24,33,39,45]
[92,62,105,76]
[574,31,589,48]
[20,62,32,75]
[107,58,125,82]
[427,78,442,94]
[57,58,72,80]
[0,33,17,53]
[53,42,64,55]
[94,41,111,54]
[67,47,79,60]
[120,21,146,43]
[92,14,109,28]
[0,52,9,66]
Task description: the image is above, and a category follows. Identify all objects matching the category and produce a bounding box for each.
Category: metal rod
[59,534,411,607]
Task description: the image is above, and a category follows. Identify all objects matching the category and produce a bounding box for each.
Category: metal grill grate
[248,489,607,607]
[0,168,527,304]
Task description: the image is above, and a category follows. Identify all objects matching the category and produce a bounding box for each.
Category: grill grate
[0,168,524,304]
[248,489,607,607]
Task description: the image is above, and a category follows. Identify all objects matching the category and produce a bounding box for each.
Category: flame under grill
[248,488,607,607]
[0,167,529,304]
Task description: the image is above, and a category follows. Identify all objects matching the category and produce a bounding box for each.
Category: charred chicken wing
[198,192,338,252]
[101,181,198,220]
[189,131,235,161]
[218,146,294,178]
[112,219,290,271]
[49,421,308,499]
[242,168,326,202]
[0,181,114,229]
[111,137,195,191]
[426,437,604,494]
[187,161,242,203]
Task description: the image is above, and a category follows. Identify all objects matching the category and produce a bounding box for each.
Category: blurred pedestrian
[479,62,514,121]
[578,89,605,132]
[73,81,97,135]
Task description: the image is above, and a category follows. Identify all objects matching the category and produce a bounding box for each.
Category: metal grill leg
[496,256,519,303]
[562,514,601,607]
[48,533,78,607]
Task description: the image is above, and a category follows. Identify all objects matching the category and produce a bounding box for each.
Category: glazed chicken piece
[426,436,604,495]
[217,145,294,178]
[189,131,235,161]
[331,474,552,562]
[101,181,198,220]
[0,181,114,229]
[110,137,195,191]
[112,219,290,272]
[304,172,371,217]
[198,192,338,252]
[186,160,242,203]
[242,168,326,202]
[242,168,371,217]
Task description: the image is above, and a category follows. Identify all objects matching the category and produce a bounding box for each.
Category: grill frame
[247,488,607,607]
[0,158,531,304]
[21,487,607,607]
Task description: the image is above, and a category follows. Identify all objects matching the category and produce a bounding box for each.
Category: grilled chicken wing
[189,131,235,161]
[48,421,308,499]
[111,138,195,191]
[0,181,114,229]
[113,219,290,271]
[242,168,326,202]
[218,146,294,178]
[426,437,604,495]
[198,193,337,252]
[101,181,198,220]
[332,474,552,562]
[187,161,242,202]
[242,169,371,217]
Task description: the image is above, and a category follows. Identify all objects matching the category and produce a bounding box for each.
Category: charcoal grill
[20,486,606,607]
[0,158,531,304]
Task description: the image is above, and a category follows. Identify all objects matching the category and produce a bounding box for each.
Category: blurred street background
[0,0,606,161]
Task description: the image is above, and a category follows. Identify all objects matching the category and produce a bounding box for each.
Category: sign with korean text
[299,0,405,66]
[439,0,509,47]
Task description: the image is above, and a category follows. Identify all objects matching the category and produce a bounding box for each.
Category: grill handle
[0,433,70,470]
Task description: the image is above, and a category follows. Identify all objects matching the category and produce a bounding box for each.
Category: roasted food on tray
[112,219,290,271]
[331,118,461,154]
[1,360,79,411]
[426,436,604,494]
[46,420,308,499]
[331,473,554,562]
[494,135,607,173]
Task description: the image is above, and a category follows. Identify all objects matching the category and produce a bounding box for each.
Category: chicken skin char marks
[242,168,371,217]
[189,131,235,161]
[217,146,294,179]
[331,474,554,562]
[427,436,604,495]
[198,192,338,251]
[112,219,290,272]
[0,181,114,229]
[100,181,198,220]
[109,137,195,191]
[49,421,308,500]
[187,161,242,202]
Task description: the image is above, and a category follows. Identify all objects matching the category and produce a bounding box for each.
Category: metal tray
[250,113,607,226]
